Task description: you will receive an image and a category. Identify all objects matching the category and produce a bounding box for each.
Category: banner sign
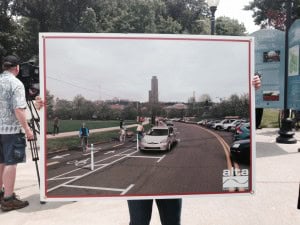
[288,19,300,110]
[39,33,255,201]
[252,29,285,109]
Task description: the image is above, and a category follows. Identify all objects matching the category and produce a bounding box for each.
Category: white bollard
[91,144,94,171]
[136,134,139,150]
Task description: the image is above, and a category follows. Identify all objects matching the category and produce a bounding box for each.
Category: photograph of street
[40,33,254,200]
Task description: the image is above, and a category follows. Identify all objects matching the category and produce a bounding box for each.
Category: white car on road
[139,126,177,151]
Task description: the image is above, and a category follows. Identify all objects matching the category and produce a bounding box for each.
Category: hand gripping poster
[39,33,255,201]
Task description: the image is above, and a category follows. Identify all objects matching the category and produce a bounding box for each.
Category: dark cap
[2,55,20,67]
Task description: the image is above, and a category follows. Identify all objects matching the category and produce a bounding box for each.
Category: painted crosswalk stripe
[47,161,59,166]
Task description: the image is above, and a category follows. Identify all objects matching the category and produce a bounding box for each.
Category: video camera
[18,61,41,188]
[18,62,40,101]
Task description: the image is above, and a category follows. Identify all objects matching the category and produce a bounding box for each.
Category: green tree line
[245,0,300,31]
[3,0,300,62]
[47,89,250,121]
[47,90,139,120]
[185,93,250,119]
[1,0,248,62]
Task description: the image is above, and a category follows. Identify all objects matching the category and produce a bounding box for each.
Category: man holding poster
[127,75,262,225]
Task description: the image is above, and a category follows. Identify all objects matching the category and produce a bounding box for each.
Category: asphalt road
[45,122,249,199]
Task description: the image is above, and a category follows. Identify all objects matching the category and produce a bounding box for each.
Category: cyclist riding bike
[79,123,89,152]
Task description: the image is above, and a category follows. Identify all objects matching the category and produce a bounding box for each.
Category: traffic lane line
[47,147,166,195]
[195,125,232,169]
[191,124,239,192]
[47,149,140,193]
[47,161,59,166]
[51,153,70,159]
[63,184,132,193]
[47,143,128,167]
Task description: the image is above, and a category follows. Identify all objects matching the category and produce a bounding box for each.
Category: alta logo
[222,168,249,190]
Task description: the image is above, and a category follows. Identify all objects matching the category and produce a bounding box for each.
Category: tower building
[149,76,158,103]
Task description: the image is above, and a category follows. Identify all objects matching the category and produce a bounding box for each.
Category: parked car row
[159,117,251,164]
[231,122,251,164]
[233,122,250,140]
[230,139,250,164]
[212,119,240,130]
[196,118,251,164]
[197,118,248,133]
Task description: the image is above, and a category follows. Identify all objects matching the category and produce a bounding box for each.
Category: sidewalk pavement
[0,128,299,225]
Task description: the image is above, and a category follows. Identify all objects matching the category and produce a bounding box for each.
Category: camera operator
[0,55,35,212]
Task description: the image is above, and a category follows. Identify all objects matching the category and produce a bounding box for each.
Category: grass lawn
[47,119,136,134]
[46,121,152,153]
[47,130,121,152]
[260,108,280,128]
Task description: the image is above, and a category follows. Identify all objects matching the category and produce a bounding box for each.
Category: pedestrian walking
[136,122,144,141]
[120,119,124,129]
[53,116,59,135]
[119,128,126,143]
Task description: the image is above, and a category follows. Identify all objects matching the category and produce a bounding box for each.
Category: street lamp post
[207,0,221,35]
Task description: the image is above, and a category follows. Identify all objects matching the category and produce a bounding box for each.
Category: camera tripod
[27,100,41,188]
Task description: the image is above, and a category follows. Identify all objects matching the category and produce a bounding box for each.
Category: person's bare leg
[0,164,5,189]
[2,165,17,197]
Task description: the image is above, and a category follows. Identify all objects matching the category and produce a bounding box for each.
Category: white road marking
[104,151,115,154]
[126,155,161,159]
[94,163,108,167]
[51,154,70,159]
[157,155,166,163]
[63,184,127,192]
[121,184,135,195]
[48,176,79,181]
[47,147,163,195]
[47,161,59,166]
[113,143,124,147]
[47,149,139,193]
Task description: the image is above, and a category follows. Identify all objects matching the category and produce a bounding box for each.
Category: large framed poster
[39,33,255,201]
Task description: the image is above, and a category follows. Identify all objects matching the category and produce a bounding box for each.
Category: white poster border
[39,33,255,202]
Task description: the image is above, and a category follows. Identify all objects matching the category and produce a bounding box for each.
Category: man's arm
[15,108,34,140]
[34,96,44,110]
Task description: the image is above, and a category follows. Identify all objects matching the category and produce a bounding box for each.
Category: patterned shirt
[0,71,27,134]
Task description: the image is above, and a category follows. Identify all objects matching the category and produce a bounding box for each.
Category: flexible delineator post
[91,144,94,171]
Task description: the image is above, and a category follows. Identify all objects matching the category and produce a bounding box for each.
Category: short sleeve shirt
[0,71,27,134]
[136,124,144,132]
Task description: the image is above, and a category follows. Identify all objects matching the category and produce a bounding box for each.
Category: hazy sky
[44,34,251,103]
